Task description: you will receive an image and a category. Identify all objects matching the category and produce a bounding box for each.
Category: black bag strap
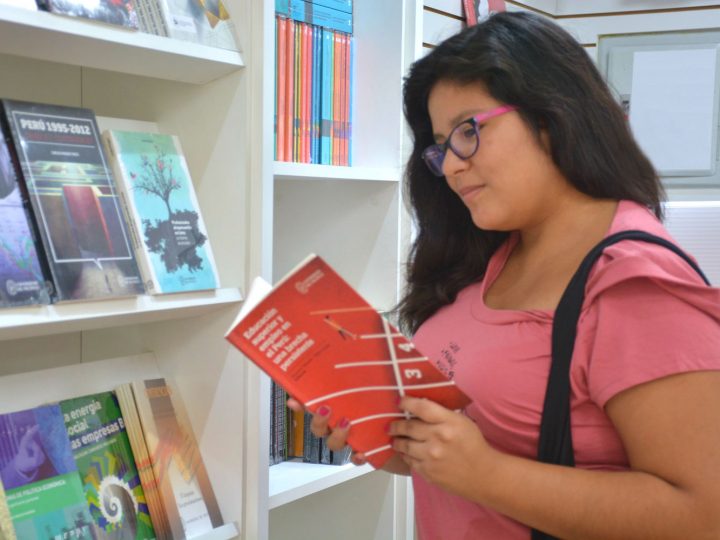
[531,230,709,540]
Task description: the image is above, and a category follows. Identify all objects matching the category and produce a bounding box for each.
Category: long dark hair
[397,11,664,334]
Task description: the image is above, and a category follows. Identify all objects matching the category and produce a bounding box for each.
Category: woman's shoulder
[585,200,710,305]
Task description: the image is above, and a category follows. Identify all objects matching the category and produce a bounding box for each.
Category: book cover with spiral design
[60,392,156,540]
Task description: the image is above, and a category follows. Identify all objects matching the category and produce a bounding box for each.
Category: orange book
[276,16,287,162]
[293,22,301,161]
[285,19,295,162]
[225,255,471,469]
[302,23,312,164]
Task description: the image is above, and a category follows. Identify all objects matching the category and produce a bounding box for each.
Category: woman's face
[426,80,574,232]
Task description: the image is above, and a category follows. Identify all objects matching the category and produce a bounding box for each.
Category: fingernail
[317,405,330,417]
[338,417,350,429]
[352,454,367,466]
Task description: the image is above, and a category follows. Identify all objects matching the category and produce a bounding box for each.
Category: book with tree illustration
[59,392,156,540]
[0,124,51,308]
[102,130,219,295]
[225,255,471,469]
[0,404,94,540]
[0,99,145,302]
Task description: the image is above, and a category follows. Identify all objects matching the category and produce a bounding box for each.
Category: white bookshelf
[273,161,400,182]
[268,461,374,509]
[0,288,242,341]
[0,0,419,539]
[0,4,243,83]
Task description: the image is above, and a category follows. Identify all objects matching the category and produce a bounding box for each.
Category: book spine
[285,19,295,162]
[348,35,355,166]
[320,29,333,165]
[277,16,287,162]
[294,23,302,162]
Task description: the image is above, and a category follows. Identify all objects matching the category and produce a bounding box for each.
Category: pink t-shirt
[412,200,720,540]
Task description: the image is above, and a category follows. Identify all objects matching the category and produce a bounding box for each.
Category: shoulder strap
[531,230,709,540]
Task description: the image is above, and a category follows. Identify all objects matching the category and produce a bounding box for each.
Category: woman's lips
[458,185,485,201]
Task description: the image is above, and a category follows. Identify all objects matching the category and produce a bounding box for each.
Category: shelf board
[0,5,244,84]
[273,162,400,182]
[197,522,240,540]
[0,287,243,341]
[268,460,375,509]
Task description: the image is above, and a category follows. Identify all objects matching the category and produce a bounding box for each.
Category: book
[115,384,170,540]
[36,0,139,28]
[0,99,145,303]
[224,255,471,469]
[462,0,505,26]
[156,0,239,50]
[0,404,94,540]
[276,0,352,35]
[60,392,156,540]
[0,477,15,540]
[308,0,351,14]
[0,124,51,308]
[102,130,220,295]
[129,379,223,539]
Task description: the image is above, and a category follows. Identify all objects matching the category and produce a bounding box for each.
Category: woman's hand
[286,397,367,465]
[389,396,499,500]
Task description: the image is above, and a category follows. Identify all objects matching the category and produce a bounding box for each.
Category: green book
[60,392,156,540]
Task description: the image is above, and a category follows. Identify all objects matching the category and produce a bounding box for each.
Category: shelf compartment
[0,288,243,341]
[269,460,374,509]
[0,5,244,84]
[273,161,400,182]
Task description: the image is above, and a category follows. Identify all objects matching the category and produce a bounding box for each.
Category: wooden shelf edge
[0,4,244,84]
[0,288,243,341]
[268,461,375,509]
[273,162,401,183]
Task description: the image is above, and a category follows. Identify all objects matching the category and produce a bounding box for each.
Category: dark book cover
[0,100,145,302]
[60,392,157,540]
[0,404,94,540]
[38,0,139,29]
[0,127,51,308]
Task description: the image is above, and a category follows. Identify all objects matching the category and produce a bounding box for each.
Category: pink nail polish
[317,405,330,417]
[339,417,350,429]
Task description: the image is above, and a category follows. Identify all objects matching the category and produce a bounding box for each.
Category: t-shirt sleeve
[576,246,720,409]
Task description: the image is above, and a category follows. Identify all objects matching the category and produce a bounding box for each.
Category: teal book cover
[0,404,94,540]
[103,130,219,295]
[60,392,156,540]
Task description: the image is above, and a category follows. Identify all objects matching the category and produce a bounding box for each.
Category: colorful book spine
[320,28,334,165]
[0,405,94,539]
[348,34,355,166]
[60,392,156,540]
[276,16,287,162]
[276,0,352,34]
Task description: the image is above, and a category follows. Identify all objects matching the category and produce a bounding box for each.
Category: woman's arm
[392,370,720,540]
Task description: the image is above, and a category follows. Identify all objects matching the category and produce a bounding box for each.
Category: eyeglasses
[422,105,518,177]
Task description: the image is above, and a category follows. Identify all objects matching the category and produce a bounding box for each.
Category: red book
[224,255,471,469]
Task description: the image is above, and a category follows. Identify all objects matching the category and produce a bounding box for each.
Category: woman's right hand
[286,397,368,465]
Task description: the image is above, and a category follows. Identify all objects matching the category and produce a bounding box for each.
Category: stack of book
[0,99,220,309]
[274,0,354,166]
[0,379,226,539]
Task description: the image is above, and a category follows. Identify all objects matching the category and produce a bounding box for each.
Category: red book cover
[277,16,287,162]
[225,255,471,469]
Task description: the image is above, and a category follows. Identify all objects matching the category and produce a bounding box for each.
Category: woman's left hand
[389,396,500,501]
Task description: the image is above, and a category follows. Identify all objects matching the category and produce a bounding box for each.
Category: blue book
[276,0,352,35]
[103,130,220,295]
[309,0,351,14]
[348,35,355,166]
[320,28,334,165]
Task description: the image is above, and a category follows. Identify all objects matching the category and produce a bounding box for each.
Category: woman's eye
[460,125,476,139]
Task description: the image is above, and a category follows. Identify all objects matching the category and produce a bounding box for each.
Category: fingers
[286,397,303,412]
[325,417,350,451]
[398,396,449,423]
[310,405,331,437]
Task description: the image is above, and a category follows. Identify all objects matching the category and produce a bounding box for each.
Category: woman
[293,11,720,539]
